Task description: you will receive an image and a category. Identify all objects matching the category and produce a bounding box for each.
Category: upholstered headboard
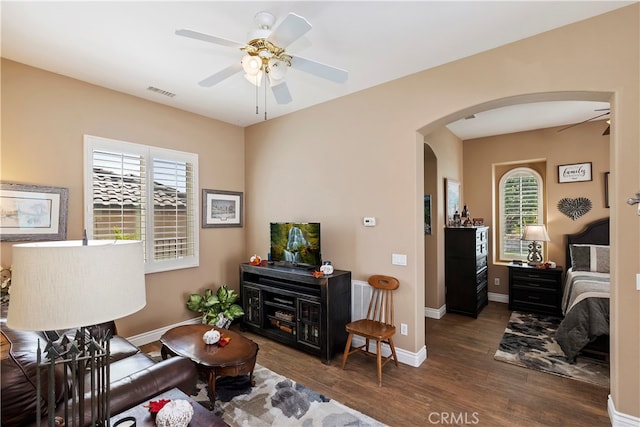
[565,217,610,269]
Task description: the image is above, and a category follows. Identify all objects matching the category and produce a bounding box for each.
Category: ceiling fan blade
[290,56,348,84]
[271,81,293,104]
[176,29,246,49]
[198,62,242,87]
[268,13,312,48]
[557,112,611,132]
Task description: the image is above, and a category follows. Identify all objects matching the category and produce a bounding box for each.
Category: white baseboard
[423,295,508,320]
[424,305,446,319]
[126,317,202,347]
[128,317,427,368]
[608,394,640,426]
[488,292,509,304]
[350,336,426,367]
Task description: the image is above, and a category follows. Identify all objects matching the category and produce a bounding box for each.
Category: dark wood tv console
[239,263,351,364]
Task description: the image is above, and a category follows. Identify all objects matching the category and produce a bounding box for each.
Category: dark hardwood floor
[140,302,610,426]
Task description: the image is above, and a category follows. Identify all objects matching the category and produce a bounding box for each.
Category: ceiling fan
[557,108,610,135]
[176,11,348,107]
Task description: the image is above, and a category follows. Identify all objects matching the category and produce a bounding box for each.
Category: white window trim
[83,134,199,274]
[498,167,544,262]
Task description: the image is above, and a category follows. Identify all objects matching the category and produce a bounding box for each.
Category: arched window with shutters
[498,167,544,262]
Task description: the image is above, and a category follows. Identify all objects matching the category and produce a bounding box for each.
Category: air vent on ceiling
[147,86,176,98]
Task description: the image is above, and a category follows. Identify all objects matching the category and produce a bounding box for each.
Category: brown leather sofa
[1,307,198,427]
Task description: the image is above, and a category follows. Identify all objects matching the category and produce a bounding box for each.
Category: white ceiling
[1,1,630,137]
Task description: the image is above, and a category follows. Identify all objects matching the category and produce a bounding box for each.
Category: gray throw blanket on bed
[555,297,609,362]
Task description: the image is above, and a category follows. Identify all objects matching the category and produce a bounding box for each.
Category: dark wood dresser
[508,264,563,316]
[445,226,489,318]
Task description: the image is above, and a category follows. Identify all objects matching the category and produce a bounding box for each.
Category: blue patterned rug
[494,311,609,388]
[148,351,385,426]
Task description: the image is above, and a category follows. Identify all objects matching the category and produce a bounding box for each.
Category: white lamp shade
[244,71,263,87]
[267,58,288,81]
[7,240,146,331]
[522,224,551,242]
[241,55,262,76]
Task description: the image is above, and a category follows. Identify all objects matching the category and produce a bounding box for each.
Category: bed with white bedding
[555,218,610,362]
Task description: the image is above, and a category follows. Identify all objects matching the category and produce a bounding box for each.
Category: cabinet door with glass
[297,298,321,349]
[242,285,262,328]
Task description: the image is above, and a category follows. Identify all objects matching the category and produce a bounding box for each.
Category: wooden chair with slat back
[341,274,399,386]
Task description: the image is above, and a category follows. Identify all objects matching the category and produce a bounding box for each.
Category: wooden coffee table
[160,324,259,407]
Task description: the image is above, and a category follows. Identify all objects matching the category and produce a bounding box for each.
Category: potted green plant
[186,285,244,328]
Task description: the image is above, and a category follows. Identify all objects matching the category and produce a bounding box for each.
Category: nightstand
[508,264,563,316]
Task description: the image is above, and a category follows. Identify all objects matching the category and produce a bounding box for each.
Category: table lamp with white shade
[7,239,146,427]
[521,224,550,266]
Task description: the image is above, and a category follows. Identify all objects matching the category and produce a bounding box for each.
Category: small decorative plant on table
[186,285,244,329]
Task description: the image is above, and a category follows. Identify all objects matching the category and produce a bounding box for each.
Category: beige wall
[245,6,639,417]
[423,128,463,309]
[1,59,246,337]
[2,4,638,419]
[423,145,437,309]
[463,120,610,296]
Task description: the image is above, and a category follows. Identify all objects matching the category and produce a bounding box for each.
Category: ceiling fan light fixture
[244,71,263,87]
[241,54,262,75]
[267,58,288,81]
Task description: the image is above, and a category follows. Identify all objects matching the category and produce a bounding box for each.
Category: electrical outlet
[494,278,500,286]
[400,323,408,336]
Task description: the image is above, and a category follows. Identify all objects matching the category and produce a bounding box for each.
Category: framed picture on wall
[445,178,460,225]
[202,189,243,228]
[604,171,610,208]
[424,195,432,235]
[558,162,592,183]
[0,182,69,241]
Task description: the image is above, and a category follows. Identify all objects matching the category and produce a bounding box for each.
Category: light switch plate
[392,253,407,266]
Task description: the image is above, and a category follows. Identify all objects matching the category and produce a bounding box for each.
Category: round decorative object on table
[202,328,221,345]
[155,400,193,427]
[320,261,334,275]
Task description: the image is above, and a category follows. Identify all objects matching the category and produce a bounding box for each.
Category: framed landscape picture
[202,189,243,228]
[0,182,68,241]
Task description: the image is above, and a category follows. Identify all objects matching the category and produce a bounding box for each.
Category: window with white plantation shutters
[499,167,544,262]
[84,135,199,273]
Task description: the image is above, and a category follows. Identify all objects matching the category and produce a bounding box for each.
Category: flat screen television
[270,222,321,268]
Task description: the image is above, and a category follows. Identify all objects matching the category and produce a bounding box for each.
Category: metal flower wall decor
[557,197,592,220]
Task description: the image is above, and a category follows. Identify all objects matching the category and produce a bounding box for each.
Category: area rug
[147,351,385,426]
[494,311,609,388]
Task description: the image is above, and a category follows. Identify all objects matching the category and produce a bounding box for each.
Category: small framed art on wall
[202,189,243,228]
